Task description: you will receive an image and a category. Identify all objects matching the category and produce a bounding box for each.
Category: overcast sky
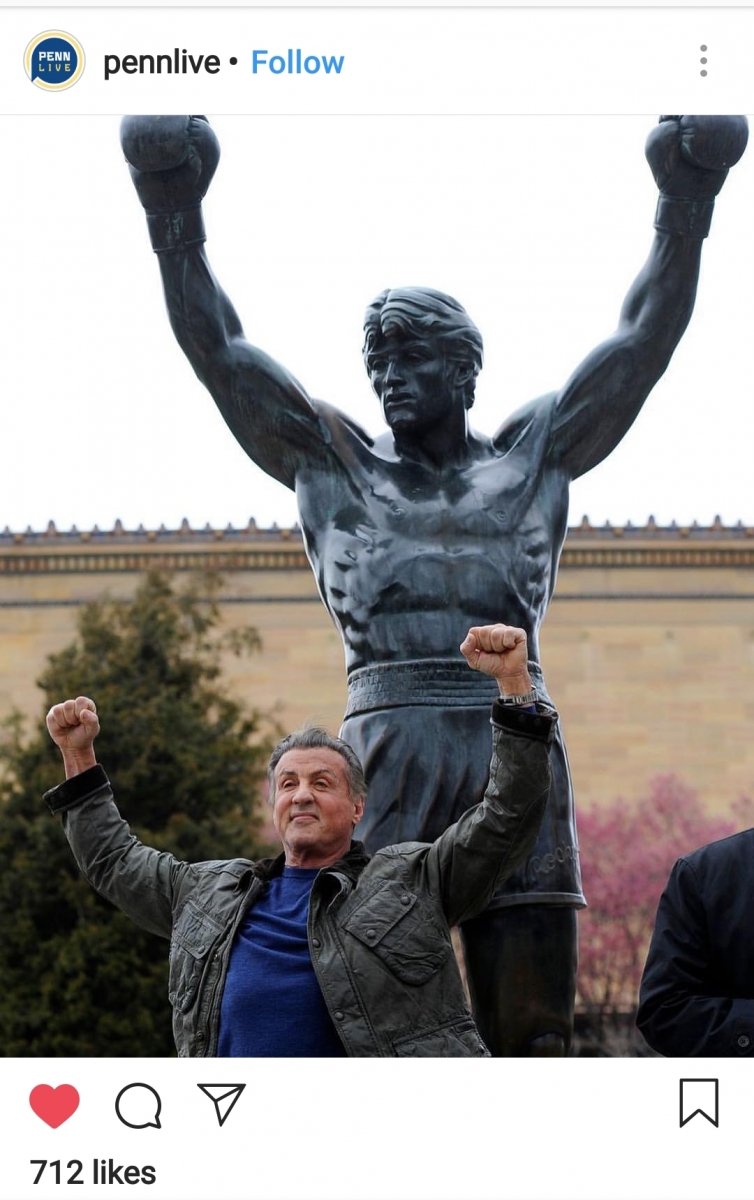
[3,114,752,534]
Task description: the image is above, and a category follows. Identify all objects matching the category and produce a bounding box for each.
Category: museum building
[1,518,753,815]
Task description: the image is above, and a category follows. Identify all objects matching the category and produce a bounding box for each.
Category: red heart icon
[29,1084,80,1129]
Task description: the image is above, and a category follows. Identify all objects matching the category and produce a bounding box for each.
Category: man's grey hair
[267,726,368,806]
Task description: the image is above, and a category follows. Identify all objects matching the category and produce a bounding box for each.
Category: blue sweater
[217,866,347,1057]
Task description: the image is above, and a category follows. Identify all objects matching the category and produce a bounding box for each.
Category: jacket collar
[251,840,370,885]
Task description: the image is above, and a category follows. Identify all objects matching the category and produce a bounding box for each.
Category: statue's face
[367,335,465,435]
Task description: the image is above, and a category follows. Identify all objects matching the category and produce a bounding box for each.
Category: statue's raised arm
[121,115,330,491]
[512,115,748,481]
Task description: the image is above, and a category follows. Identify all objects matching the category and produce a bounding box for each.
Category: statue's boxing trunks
[341,658,585,910]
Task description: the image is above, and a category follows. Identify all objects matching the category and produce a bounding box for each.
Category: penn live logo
[25,31,85,90]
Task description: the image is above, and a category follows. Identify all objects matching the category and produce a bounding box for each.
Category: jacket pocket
[392,1017,489,1057]
[169,902,222,1014]
[343,879,450,986]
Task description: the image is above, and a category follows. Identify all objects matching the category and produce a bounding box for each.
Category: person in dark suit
[638,830,754,1056]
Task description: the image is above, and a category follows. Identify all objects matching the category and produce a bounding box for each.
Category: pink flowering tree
[576,776,752,1047]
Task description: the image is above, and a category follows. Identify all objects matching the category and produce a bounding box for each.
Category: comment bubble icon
[115,1083,162,1130]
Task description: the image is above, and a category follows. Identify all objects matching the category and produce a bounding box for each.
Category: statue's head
[363,288,483,433]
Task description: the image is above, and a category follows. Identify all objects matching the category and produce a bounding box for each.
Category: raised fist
[646,115,748,201]
[46,697,100,753]
[460,624,531,695]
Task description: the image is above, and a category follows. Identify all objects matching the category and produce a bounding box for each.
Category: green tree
[0,572,276,1056]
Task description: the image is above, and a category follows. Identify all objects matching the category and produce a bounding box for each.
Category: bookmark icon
[197,1083,246,1127]
[680,1079,719,1128]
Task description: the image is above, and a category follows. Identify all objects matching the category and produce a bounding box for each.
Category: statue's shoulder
[492,392,557,457]
[309,397,375,457]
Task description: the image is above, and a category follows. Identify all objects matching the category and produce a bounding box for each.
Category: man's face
[367,335,469,434]
[272,747,364,868]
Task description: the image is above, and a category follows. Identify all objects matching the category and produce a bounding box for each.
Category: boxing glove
[646,115,748,239]
[120,115,220,253]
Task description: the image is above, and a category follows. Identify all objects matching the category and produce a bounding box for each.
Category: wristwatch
[497,688,538,707]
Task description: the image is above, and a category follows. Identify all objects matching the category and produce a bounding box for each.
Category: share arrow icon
[197,1083,246,1127]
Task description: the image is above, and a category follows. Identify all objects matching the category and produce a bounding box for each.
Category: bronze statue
[121,114,748,1055]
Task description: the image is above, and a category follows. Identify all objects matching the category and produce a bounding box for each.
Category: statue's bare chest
[299,453,562,593]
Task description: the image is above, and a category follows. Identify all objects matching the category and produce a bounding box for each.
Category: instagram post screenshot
[0,5,753,1199]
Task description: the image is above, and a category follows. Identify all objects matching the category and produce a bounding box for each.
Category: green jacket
[45,702,555,1057]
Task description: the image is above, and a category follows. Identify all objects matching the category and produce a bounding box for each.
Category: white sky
[2,114,752,533]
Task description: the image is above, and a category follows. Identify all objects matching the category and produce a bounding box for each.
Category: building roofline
[2,515,753,547]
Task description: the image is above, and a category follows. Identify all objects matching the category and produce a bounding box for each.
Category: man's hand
[460,624,533,697]
[46,697,100,779]
[120,115,220,251]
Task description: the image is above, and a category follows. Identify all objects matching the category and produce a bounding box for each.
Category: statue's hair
[267,725,367,807]
[363,288,484,374]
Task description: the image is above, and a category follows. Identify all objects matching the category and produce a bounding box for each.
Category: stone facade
[2,518,753,814]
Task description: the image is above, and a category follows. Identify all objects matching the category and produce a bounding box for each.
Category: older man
[45,624,553,1057]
